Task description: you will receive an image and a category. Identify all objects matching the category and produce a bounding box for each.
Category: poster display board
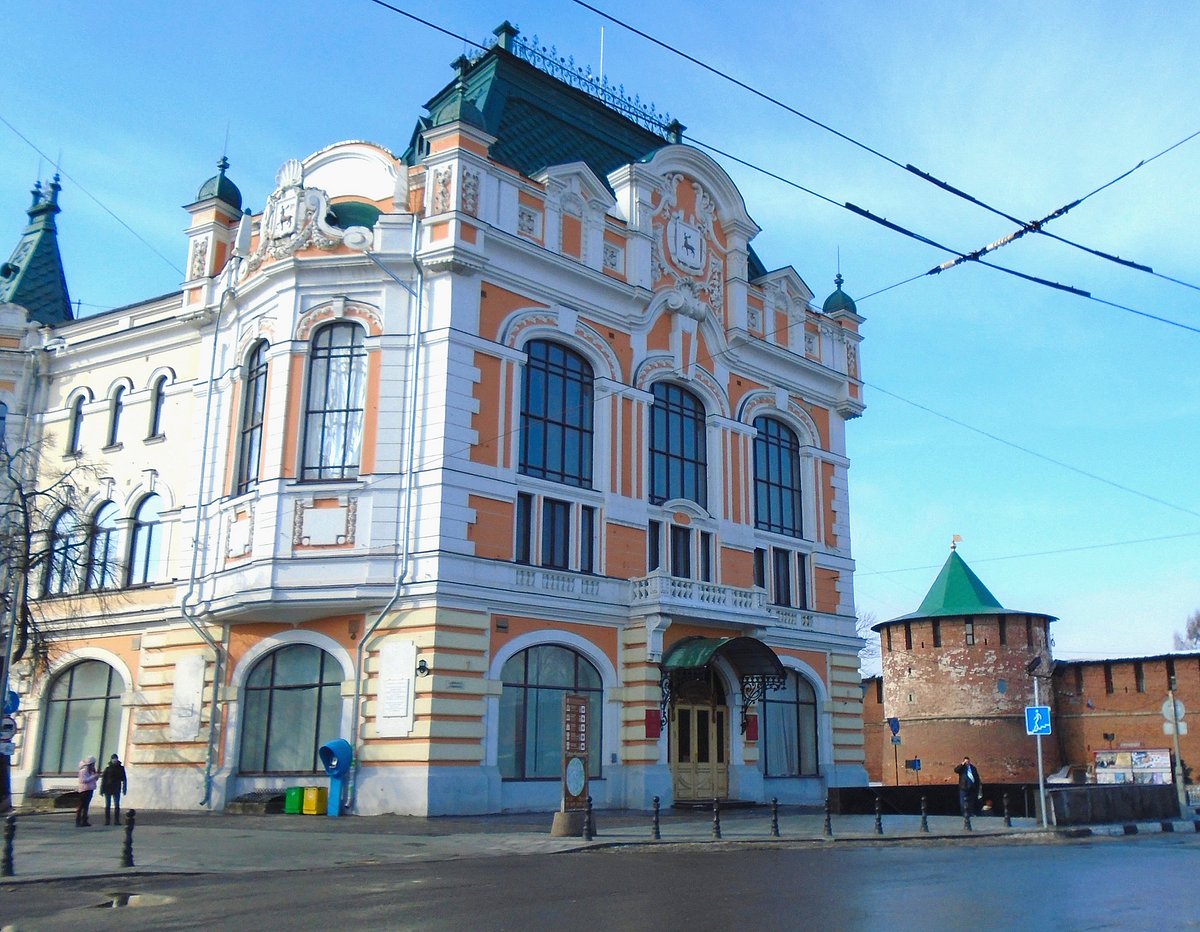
[1093,748,1173,785]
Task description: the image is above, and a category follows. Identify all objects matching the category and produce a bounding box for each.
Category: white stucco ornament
[247,159,373,271]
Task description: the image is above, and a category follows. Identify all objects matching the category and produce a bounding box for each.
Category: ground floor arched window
[39,660,125,775]
[499,644,602,779]
[759,670,819,777]
[239,644,342,774]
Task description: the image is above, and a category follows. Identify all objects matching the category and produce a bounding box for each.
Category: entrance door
[671,703,729,800]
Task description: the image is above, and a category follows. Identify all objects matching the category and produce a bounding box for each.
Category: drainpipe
[345,216,424,813]
[180,215,252,807]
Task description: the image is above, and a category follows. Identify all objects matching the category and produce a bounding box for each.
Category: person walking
[954,756,982,817]
[101,753,128,826]
[76,756,98,827]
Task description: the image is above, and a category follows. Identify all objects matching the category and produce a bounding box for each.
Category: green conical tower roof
[873,548,1055,629]
[0,175,73,325]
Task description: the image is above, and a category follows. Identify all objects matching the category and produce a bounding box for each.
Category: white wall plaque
[167,654,206,741]
[377,640,417,738]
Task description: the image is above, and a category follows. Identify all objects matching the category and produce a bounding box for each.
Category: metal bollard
[920,796,929,833]
[770,797,780,837]
[1003,792,1011,828]
[712,798,722,840]
[874,797,883,835]
[652,795,661,840]
[121,809,136,868]
[2,814,15,877]
[823,798,833,837]
[963,809,973,833]
[583,796,593,841]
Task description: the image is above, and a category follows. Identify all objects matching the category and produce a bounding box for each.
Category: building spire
[0,176,73,325]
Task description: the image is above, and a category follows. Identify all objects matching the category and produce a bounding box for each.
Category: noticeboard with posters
[1093,748,1172,785]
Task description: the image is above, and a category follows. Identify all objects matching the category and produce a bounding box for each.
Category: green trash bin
[284,786,305,815]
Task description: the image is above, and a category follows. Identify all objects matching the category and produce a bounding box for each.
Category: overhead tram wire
[360,3,1200,333]
[686,134,1200,335]
[570,0,1200,291]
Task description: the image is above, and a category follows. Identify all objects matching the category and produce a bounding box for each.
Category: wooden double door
[670,702,729,801]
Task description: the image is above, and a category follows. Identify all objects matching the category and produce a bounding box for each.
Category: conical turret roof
[0,175,73,325]
[873,549,1055,629]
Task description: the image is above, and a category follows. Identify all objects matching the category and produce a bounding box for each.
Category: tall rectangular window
[236,342,269,494]
[1074,665,1084,694]
[998,618,1008,645]
[579,506,596,574]
[932,619,942,648]
[301,322,366,480]
[1104,663,1114,694]
[1134,662,1146,693]
[903,622,912,651]
[541,498,571,569]
[515,493,533,564]
[670,525,692,578]
[753,548,766,589]
[699,531,713,583]
[965,620,975,646]
[1026,618,1035,648]
[648,520,662,572]
[753,416,803,538]
[771,547,791,606]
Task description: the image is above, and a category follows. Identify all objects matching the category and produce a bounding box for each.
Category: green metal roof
[661,636,784,678]
[0,176,73,325]
[821,273,857,314]
[875,550,1056,628]
[195,156,242,211]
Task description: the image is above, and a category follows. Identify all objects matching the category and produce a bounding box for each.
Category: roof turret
[195,156,242,210]
[822,273,857,315]
[0,174,73,325]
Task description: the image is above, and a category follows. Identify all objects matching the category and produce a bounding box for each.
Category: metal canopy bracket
[658,636,787,733]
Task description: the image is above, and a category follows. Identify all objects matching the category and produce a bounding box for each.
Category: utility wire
[571,0,1200,290]
[0,113,184,276]
[857,531,1200,577]
[865,382,1200,521]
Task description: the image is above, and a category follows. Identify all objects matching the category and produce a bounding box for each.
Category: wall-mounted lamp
[416,659,430,677]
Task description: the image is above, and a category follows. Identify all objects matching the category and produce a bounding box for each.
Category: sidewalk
[0,806,1055,884]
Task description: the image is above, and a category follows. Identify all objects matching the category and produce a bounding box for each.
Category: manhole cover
[94,892,176,909]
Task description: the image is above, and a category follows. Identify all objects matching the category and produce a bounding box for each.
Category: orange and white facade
[3,40,868,814]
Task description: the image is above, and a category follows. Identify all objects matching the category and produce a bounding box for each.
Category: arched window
[759,671,819,777]
[38,660,124,775]
[519,340,594,487]
[106,387,125,447]
[127,494,164,586]
[0,399,8,449]
[66,396,85,455]
[44,509,84,595]
[86,502,121,591]
[753,416,803,538]
[236,341,269,494]
[301,322,367,480]
[239,644,342,773]
[499,644,602,779]
[147,375,168,438]
[649,383,707,507]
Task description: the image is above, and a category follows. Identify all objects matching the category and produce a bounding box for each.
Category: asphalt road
[4,834,1200,931]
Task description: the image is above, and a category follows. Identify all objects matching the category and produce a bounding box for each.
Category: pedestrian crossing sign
[1025,705,1052,735]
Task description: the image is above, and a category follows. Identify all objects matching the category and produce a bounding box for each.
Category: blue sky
[3,1,1198,659]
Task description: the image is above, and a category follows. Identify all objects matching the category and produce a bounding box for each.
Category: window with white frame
[759,670,819,776]
[86,501,121,591]
[127,494,164,586]
[236,341,269,494]
[519,340,593,488]
[649,382,707,507]
[753,416,803,538]
[301,322,366,481]
[647,519,714,582]
[66,395,84,455]
[754,546,808,608]
[106,386,125,448]
[44,508,85,595]
[516,492,598,573]
[38,660,125,775]
[147,375,168,439]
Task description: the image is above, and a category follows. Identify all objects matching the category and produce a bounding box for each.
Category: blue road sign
[2,690,17,715]
[887,717,900,736]
[1025,705,1052,736]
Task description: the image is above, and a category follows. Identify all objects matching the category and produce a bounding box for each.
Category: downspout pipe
[345,217,423,813]
[180,216,251,807]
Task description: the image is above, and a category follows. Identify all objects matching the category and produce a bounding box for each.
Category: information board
[562,694,589,811]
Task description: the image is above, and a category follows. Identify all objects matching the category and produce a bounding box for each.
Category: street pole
[893,743,899,785]
[1034,676,1047,828]
[1168,680,1188,818]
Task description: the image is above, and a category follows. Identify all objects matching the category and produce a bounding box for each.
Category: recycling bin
[318,738,353,817]
[302,785,328,815]
[284,785,305,814]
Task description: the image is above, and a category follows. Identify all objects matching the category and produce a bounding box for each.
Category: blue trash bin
[318,739,353,817]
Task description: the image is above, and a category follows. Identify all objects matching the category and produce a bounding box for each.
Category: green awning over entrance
[661,636,785,679]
